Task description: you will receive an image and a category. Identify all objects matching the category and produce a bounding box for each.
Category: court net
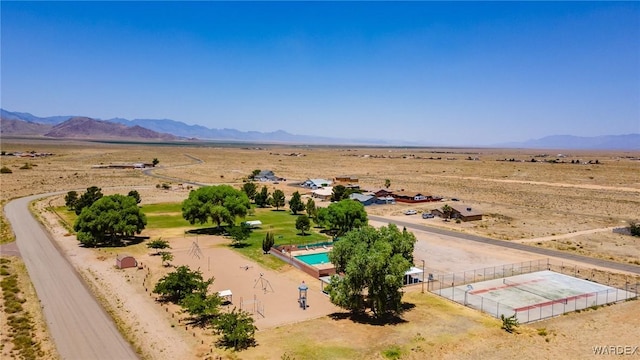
[503,278,566,304]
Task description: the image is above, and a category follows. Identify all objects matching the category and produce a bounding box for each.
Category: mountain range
[1,108,638,149]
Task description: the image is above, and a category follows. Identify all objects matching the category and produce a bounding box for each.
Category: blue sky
[2,1,639,145]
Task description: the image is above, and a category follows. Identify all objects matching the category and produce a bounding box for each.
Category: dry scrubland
[1,138,640,359]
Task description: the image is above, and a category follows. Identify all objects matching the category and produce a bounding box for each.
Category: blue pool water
[295,252,331,266]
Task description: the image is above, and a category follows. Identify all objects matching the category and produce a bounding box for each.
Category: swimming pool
[294,252,331,266]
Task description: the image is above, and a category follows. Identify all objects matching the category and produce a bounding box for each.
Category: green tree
[251,169,261,179]
[384,179,391,188]
[254,186,270,208]
[73,194,146,247]
[153,265,212,303]
[127,190,141,204]
[327,224,416,319]
[228,223,251,246]
[319,199,368,237]
[64,191,79,210]
[214,308,257,351]
[305,198,317,220]
[242,182,258,202]
[295,215,311,236]
[152,158,159,167]
[160,251,174,267]
[441,204,453,219]
[288,191,304,215]
[147,238,171,255]
[271,189,285,210]
[75,186,103,215]
[262,232,275,254]
[331,185,348,202]
[180,292,222,326]
[182,185,250,228]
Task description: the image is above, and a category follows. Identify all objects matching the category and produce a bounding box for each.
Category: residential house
[392,190,441,203]
[302,178,332,189]
[349,193,376,206]
[432,204,483,221]
[254,170,283,182]
[334,175,359,184]
[450,204,483,221]
[375,196,396,204]
[311,187,333,201]
[373,188,394,198]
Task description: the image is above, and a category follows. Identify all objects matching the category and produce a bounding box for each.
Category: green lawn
[52,202,329,270]
[238,208,331,269]
[141,202,199,229]
[53,206,77,231]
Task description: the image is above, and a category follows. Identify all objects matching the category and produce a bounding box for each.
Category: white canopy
[405,267,424,276]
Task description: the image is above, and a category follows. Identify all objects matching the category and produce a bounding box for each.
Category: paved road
[5,194,138,360]
[369,215,640,275]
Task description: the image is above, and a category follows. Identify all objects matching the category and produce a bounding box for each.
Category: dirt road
[5,194,138,360]
[370,215,640,275]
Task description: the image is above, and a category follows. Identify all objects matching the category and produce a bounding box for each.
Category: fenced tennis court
[432,264,638,323]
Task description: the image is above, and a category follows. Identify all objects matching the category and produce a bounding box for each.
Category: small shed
[116,254,137,269]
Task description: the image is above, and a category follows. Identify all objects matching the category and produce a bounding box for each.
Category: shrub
[382,345,402,359]
[0,166,12,174]
[629,221,640,237]
[500,314,519,333]
[19,163,32,170]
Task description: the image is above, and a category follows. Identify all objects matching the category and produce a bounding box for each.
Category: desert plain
[1,137,639,359]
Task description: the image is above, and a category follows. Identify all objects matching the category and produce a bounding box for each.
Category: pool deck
[290,247,335,271]
[290,246,331,257]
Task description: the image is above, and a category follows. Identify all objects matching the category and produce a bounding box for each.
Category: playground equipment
[188,239,203,259]
[298,281,309,310]
[254,273,274,294]
[240,295,265,318]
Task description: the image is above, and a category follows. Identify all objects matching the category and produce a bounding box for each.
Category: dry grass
[0,256,58,360]
[1,138,639,359]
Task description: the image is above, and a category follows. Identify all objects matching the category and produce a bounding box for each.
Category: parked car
[404,209,417,215]
[422,213,435,219]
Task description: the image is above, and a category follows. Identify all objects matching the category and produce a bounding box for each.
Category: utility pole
[421,259,425,293]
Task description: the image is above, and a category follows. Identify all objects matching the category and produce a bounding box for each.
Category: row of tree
[241,182,287,210]
[153,266,256,350]
[69,182,417,324]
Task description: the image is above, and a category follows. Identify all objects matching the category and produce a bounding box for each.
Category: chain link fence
[429,259,639,324]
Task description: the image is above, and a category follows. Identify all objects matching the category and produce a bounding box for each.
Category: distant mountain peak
[44,117,180,140]
[3,108,638,149]
[496,134,640,150]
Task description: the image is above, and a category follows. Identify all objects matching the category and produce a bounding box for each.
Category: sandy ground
[167,236,340,329]
[30,196,639,360]
[1,140,639,359]
[35,200,196,360]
